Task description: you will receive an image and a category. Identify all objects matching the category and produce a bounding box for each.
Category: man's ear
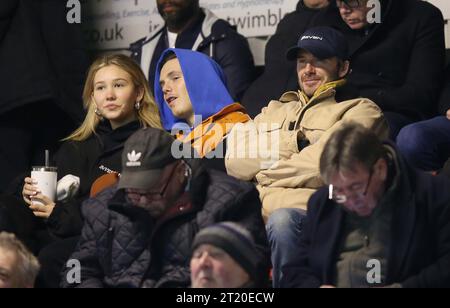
[174,161,187,184]
[375,158,388,182]
[338,60,350,78]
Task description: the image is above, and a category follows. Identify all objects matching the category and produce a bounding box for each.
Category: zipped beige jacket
[225,81,389,220]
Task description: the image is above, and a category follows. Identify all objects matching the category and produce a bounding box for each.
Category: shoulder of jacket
[58,138,97,157]
[277,9,306,28]
[211,19,236,34]
[338,97,381,109]
[129,25,165,50]
[391,0,443,22]
[129,37,147,50]
[208,15,243,42]
[413,0,443,16]
[267,99,298,110]
[59,139,80,151]
[256,97,298,121]
[82,187,116,222]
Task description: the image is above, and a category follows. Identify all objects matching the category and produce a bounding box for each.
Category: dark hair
[320,122,386,183]
[159,52,178,72]
[338,0,363,6]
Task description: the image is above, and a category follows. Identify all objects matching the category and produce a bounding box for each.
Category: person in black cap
[225,26,388,288]
[242,0,331,117]
[316,0,445,139]
[62,127,270,288]
[190,222,260,288]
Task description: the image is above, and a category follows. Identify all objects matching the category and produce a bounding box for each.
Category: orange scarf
[176,103,250,158]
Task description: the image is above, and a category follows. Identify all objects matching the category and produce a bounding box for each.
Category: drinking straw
[45,150,49,168]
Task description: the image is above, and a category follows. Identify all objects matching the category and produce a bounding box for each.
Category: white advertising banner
[81,0,450,51]
[82,0,155,50]
[81,0,297,50]
[200,0,297,37]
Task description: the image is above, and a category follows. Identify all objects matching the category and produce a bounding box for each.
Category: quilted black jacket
[62,167,270,288]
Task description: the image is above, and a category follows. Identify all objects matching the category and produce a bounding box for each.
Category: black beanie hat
[192,222,258,284]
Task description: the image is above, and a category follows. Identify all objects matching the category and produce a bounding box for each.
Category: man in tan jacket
[225,26,389,287]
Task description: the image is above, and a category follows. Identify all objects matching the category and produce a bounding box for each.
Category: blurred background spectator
[0,232,40,288]
[0,0,89,192]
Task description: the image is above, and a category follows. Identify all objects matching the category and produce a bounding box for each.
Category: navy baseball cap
[286,27,349,61]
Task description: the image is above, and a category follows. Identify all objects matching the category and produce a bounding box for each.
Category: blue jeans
[266,208,307,288]
[397,116,450,171]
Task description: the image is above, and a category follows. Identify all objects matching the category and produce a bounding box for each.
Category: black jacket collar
[165,10,205,50]
[96,120,141,155]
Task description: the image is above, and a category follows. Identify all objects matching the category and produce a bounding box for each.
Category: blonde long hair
[65,54,162,141]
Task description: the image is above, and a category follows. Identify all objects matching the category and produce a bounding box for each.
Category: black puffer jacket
[63,167,270,288]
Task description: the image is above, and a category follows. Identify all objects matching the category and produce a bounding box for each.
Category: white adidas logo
[126,150,142,167]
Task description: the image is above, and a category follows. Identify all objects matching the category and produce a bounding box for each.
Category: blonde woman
[20,54,161,235]
[0,54,161,287]
[0,55,162,287]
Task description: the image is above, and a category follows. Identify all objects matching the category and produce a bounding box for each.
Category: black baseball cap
[286,26,349,61]
[118,127,177,190]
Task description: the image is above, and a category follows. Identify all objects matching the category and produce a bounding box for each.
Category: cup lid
[32,166,57,172]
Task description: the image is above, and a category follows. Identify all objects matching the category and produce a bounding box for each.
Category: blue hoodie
[154,48,235,131]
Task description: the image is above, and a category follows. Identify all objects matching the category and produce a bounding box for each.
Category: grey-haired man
[283,123,450,288]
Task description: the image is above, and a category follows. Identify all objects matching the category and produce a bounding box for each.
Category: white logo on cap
[301,35,323,41]
[126,150,142,167]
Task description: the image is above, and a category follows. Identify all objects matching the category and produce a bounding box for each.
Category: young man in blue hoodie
[154,48,250,171]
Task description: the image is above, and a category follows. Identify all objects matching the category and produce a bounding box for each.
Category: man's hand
[297,130,310,151]
[446,108,450,120]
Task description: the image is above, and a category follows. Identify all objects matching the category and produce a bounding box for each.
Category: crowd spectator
[282,123,450,288]
[130,0,255,101]
[397,65,450,172]
[191,222,267,288]
[0,0,90,192]
[225,27,388,287]
[316,0,445,138]
[0,54,162,287]
[0,232,40,288]
[242,0,330,117]
[154,48,251,171]
[63,128,269,288]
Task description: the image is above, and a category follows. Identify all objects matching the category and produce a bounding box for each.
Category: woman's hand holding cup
[22,177,56,218]
[23,165,57,219]
[22,177,39,205]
